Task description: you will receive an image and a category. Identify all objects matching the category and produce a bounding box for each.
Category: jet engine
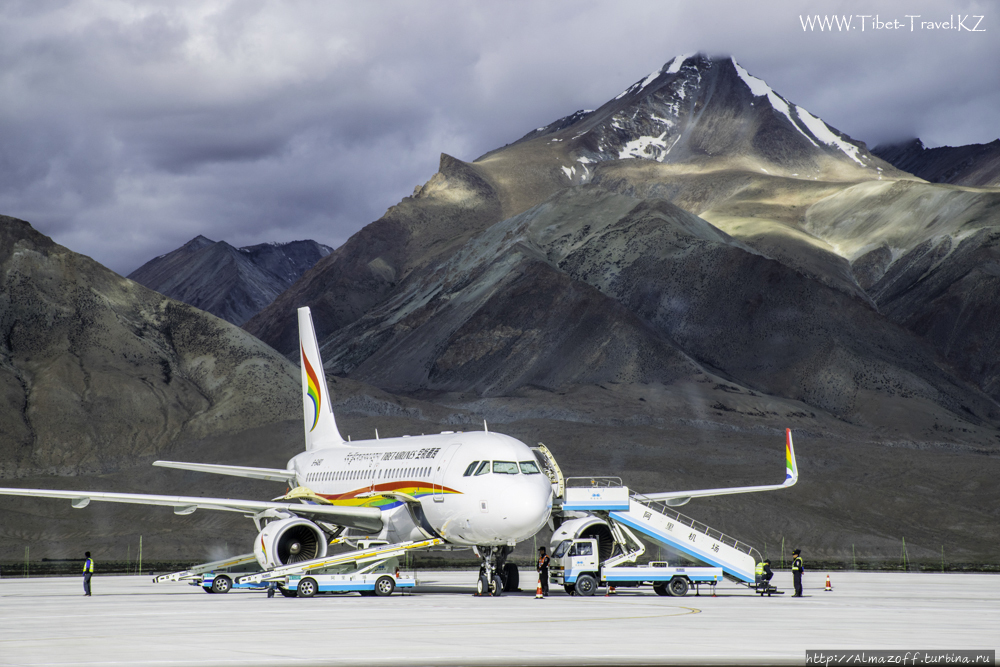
[254,517,328,569]
[550,515,614,562]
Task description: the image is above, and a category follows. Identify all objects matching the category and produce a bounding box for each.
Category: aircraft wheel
[211,576,232,594]
[668,577,689,597]
[490,574,503,597]
[279,587,297,598]
[576,574,597,597]
[653,583,670,596]
[297,577,318,598]
[502,563,519,591]
[564,584,576,596]
[374,575,396,597]
[477,574,490,596]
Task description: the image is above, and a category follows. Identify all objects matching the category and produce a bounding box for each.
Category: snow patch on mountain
[665,53,694,74]
[619,133,673,161]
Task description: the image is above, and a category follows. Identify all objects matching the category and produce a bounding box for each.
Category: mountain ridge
[129,237,332,326]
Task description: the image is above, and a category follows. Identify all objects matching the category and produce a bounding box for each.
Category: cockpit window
[552,540,572,559]
[492,461,519,474]
[463,461,479,477]
[474,461,491,476]
[519,461,541,474]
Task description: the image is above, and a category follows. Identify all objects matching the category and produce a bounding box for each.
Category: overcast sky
[1,0,996,275]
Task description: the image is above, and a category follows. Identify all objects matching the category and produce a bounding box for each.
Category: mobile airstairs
[560,477,762,589]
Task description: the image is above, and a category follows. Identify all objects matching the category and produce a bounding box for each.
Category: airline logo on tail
[302,344,321,432]
[785,428,796,483]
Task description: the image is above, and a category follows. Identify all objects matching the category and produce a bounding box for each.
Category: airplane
[0,306,799,596]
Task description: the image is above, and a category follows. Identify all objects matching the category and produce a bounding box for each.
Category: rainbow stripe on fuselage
[316,481,461,511]
[301,344,321,432]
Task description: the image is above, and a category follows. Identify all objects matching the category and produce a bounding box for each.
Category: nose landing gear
[475,545,516,597]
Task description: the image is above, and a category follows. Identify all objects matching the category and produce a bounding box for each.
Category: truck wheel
[279,587,297,598]
[668,577,689,597]
[653,583,669,596]
[374,575,396,597]
[576,574,597,597]
[297,577,318,598]
[564,584,576,596]
[502,563,519,591]
[211,576,232,594]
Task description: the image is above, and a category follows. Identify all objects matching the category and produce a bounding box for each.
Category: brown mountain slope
[0,215,299,477]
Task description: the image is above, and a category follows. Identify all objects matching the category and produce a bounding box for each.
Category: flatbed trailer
[282,559,415,597]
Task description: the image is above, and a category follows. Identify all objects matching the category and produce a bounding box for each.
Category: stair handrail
[630,492,761,561]
[564,476,623,488]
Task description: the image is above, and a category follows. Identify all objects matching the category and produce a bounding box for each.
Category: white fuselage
[288,430,553,547]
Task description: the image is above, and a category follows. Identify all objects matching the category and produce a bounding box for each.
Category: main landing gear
[475,545,519,597]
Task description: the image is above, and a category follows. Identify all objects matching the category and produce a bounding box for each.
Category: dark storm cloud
[0,0,996,275]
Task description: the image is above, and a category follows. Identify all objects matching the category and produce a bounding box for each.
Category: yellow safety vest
[755,562,765,576]
[83,558,94,573]
[791,557,802,572]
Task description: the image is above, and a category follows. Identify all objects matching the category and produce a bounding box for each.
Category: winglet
[297,307,345,450]
[784,428,798,487]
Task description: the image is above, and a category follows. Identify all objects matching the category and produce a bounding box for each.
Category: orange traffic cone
[824,575,833,591]
[535,575,544,599]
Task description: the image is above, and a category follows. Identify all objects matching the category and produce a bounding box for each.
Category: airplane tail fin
[784,428,799,486]
[298,307,344,450]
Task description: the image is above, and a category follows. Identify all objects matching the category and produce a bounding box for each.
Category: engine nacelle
[550,515,614,562]
[254,517,328,570]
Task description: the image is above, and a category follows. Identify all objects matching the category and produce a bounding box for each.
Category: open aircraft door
[432,444,461,502]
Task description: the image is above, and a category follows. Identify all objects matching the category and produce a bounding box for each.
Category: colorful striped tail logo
[302,344,321,432]
[785,429,795,481]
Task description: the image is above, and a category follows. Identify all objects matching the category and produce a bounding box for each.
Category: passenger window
[464,462,479,476]
[519,461,541,474]
[492,461,519,474]
[568,542,593,557]
[475,461,491,475]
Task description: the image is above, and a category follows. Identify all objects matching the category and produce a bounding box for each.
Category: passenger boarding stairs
[562,478,760,583]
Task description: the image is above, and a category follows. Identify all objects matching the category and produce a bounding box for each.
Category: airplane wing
[0,487,384,533]
[636,428,799,507]
[153,461,297,483]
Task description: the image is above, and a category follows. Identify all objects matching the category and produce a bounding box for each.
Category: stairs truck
[550,478,763,595]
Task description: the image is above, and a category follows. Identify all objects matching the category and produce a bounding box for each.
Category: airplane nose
[498,477,552,540]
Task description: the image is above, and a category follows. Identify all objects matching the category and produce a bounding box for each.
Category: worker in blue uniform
[791,549,804,597]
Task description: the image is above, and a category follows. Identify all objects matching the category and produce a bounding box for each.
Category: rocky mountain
[872,138,1000,187]
[0,216,301,477]
[3,54,1000,563]
[241,53,1000,561]
[128,237,331,326]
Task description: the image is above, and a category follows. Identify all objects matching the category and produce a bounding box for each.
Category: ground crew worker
[755,559,773,590]
[83,552,94,596]
[537,546,550,597]
[791,549,804,597]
